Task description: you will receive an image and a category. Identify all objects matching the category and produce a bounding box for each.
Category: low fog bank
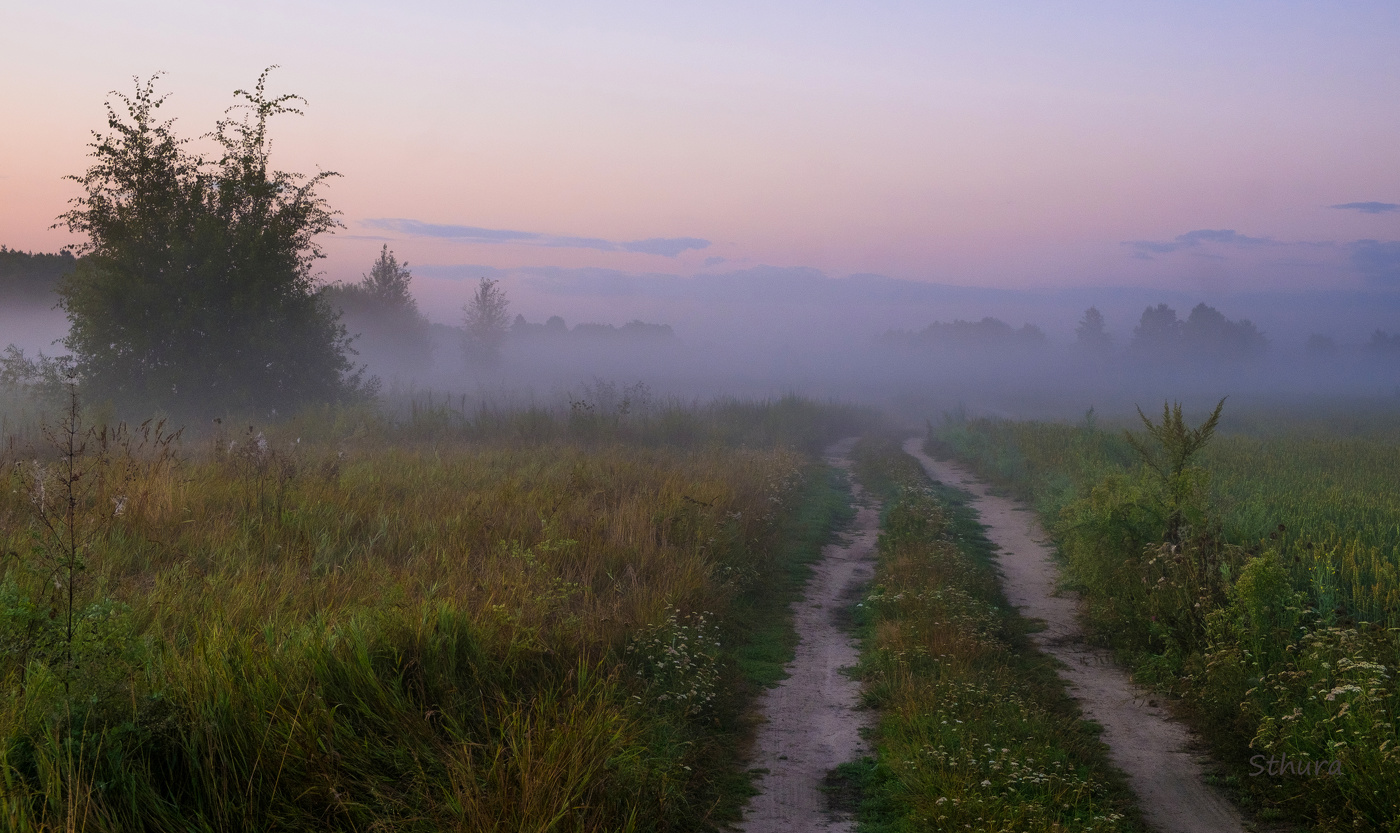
[5,251,1399,427]
[0,247,74,358]
[0,303,67,356]
[356,266,1400,424]
[356,311,1399,428]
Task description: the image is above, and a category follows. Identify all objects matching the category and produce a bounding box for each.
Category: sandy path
[739,437,879,833]
[903,438,1244,833]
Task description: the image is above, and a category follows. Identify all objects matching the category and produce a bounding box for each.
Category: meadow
[0,391,867,832]
[843,435,1141,832]
[933,402,1400,830]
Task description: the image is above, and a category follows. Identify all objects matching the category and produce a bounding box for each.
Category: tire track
[739,437,878,833]
[904,437,1244,833]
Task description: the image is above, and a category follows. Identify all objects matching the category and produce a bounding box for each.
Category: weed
[933,408,1400,828]
[0,396,866,831]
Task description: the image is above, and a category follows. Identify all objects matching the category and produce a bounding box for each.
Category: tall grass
[934,410,1400,830]
[0,395,864,831]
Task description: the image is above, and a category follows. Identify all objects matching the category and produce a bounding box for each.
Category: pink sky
[4,1,1400,310]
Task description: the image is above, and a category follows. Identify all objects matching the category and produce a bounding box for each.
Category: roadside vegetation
[0,393,865,832]
[933,404,1400,830]
[844,436,1142,832]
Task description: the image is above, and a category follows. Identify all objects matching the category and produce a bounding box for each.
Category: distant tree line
[328,268,678,373]
[1122,302,1267,361]
[873,301,1394,367]
[880,302,1273,363]
[879,317,1046,350]
[1301,330,1400,359]
[0,247,78,302]
[511,315,676,341]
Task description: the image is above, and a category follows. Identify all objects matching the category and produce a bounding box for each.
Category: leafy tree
[462,277,509,363]
[55,70,364,417]
[1130,303,1181,358]
[1131,302,1267,362]
[1180,302,1266,359]
[1074,306,1112,352]
[324,245,431,372]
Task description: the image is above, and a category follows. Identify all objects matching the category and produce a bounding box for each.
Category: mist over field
[5,6,1400,830]
[8,252,1397,426]
[0,301,66,356]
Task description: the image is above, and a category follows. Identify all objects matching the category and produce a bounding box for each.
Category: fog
[4,258,1398,427]
[0,302,67,357]
[344,265,1400,426]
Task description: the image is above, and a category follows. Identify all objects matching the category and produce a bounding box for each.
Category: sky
[4,1,1400,332]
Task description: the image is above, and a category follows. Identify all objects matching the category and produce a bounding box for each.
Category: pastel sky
[4,1,1400,315]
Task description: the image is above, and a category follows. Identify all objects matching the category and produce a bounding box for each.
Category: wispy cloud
[1125,229,1276,259]
[1120,226,1400,288]
[363,218,710,257]
[620,238,711,257]
[1332,202,1400,214]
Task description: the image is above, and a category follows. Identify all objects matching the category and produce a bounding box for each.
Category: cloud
[1333,202,1400,214]
[363,218,708,257]
[1124,229,1276,259]
[1350,240,1400,284]
[620,237,710,256]
[703,256,727,267]
[1126,231,1400,285]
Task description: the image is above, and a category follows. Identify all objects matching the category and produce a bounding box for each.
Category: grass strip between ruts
[840,435,1144,833]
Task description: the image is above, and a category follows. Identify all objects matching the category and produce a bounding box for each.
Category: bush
[56,70,365,418]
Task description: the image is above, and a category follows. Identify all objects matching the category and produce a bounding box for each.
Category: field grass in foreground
[0,396,862,832]
[844,436,1142,833]
[935,410,1400,830]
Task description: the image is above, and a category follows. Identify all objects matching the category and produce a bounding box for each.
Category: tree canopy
[1130,302,1266,362]
[56,70,364,417]
[878,316,1046,350]
[462,278,510,363]
[1074,306,1112,353]
[323,245,432,373]
[0,247,78,302]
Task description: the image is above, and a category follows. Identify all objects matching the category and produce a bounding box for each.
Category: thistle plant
[1124,397,1225,545]
[7,378,176,688]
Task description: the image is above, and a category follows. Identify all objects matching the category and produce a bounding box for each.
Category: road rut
[739,438,878,833]
[904,437,1244,833]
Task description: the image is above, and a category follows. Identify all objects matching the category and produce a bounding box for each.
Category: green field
[0,395,866,832]
[6,385,1396,831]
[934,403,1400,830]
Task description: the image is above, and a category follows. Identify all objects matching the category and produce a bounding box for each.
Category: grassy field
[933,404,1400,830]
[843,436,1142,832]
[0,393,866,832]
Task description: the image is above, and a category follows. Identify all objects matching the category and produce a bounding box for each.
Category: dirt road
[903,438,1244,833]
[739,438,879,833]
